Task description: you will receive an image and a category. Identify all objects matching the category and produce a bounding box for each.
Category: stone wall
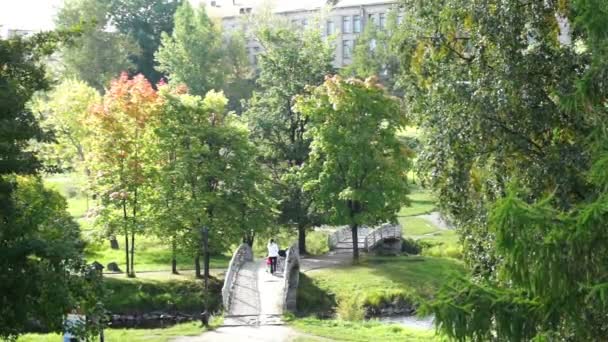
[282,243,300,312]
[221,243,253,311]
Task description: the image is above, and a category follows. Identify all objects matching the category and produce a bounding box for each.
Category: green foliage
[108,0,182,84]
[336,295,365,321]
[244,24,335,254]
[55,0,138,91]
[343,9,401,92]
[0,176,102,340]
[33,79,100,172]
[104,277,221,314]
[152,87,273,275]
[399,0,608,339]
[297,75,411,260]
[87,73,160,276]
[155,2,224,95]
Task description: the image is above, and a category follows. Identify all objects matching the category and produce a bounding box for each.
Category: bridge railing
[327,225,351,250]
[364,223,402,252]
[282,243,300,312]
[221,243,253,312]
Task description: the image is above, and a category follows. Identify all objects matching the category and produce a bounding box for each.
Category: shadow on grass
[296,273,336,318]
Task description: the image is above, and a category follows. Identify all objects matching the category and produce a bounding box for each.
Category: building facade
[204,0,400,68]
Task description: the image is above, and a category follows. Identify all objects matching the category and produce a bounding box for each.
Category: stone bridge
[221,243,300,327]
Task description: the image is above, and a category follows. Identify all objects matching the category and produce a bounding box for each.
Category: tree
[296,75,410,262]
[87,73,160,277]
[244,24,334,254]
[221,30,256,114]
[342,10,401,92]
[155,87,267,279]
[0,32,104,340]
[33,79,100,173]
[55,0,138,92]
[155,2,224,95]
[396,0,608,339]
[108,0,182,85]
[396,0,590,277]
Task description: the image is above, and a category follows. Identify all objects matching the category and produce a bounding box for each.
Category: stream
[376,315,435,330]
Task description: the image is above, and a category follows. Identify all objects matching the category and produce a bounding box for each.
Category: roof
[197,0,397,19]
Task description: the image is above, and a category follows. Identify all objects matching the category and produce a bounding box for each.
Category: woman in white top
[267,239,279,274]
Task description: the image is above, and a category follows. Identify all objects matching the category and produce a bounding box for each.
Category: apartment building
[204,0,400,67]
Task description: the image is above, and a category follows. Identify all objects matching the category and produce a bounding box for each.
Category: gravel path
[415,212,453,230]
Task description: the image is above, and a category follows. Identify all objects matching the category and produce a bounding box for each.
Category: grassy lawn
[16,321,217,342]
[399,217,439,236]
[398,186,436,217]
[85,235,231,273]
[290,317,438,342]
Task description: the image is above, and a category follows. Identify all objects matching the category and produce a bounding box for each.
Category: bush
[306,230,329,255]
[422,243,462,259]
[104,277,222,314]
[336,295,365,321]
[401,238,434,255]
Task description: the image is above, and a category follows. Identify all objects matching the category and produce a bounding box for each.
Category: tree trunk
[129,231,135,277]
[351,223,359,263]
[124,230,130,276]
[122,199,130,276]
[298,224,307,255]
[195,253,202,278]
[171,237,178,274]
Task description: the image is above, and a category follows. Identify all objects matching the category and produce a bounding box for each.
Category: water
[376,315,435,330]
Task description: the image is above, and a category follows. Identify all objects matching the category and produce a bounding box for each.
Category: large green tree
[55,0,138,91]
[244,25,334,254]
[155,2,224,95]
[0,33,104,340]
[33,79,100,173]
[154,88,269,279]
[397,0,608,339]
[87,73,160,277]
[296,75,410,262]
[108,0,182,85]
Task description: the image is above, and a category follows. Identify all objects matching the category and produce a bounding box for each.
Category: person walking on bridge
[267,239,279,275]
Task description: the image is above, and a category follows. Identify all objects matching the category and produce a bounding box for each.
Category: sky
[0,0,63,31]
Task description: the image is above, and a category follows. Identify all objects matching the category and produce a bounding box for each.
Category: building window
[353,15,361,33]
[326,20,335,35]
[379,13,386,28]
[397,13,404,24]
[369,38,377,52]
[342,16,351,33]
[302,18,308,28]
[343,40,353,59]
[368,13,376,26]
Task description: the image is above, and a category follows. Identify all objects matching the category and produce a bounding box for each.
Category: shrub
[422,243,462,259]
[306,230,330,255]
[336,295,365,321]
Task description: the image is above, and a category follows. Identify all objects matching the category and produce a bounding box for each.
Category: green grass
[289,317,438,342]
[300,255,465,310]
[398,187,436,217]
[399,217,440,236]
[85,235,231,273]
[104,276,222,314]
[16,320,219,342]
[253,228,329,257]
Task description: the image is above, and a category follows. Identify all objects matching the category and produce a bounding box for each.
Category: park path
[172,259,297,342]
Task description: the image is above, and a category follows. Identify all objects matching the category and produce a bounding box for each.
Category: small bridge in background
[221,243,299,327]
[328,223,403,255]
